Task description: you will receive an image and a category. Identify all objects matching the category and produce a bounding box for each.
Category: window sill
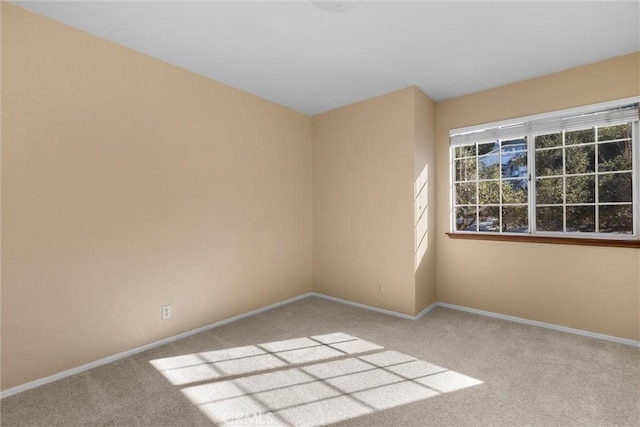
[445,232,640,248]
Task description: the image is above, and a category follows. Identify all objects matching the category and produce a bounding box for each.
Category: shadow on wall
[150,332,482,426]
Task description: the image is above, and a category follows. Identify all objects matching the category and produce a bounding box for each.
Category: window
[450,99,639,240]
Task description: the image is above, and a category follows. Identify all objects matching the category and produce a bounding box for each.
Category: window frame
[448,98,640,243]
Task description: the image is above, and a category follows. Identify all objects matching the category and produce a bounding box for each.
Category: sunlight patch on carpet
[150,333,381,386]
[150,334,482,426]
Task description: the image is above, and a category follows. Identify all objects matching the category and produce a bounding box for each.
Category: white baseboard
[310,292,438,321]
[310,292,419,320]
[415,302,439,319]
[3,292,637,398]
[310,293,639,347]
[437,302,640,348]
[0,292,313,399]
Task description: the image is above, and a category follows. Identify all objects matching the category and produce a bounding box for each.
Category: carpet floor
[1,296,638,426]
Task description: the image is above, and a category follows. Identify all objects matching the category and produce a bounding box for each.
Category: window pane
[479,206,499,232]
[566,206,595,233]
[502,151,527,179]
[501,138,527,153]
[478,155,500,179]
[565,128,595,145]
[502,206,528,233]
[536,177,563,205]
[535,148,563,176]
[455,145,476,158]
[598,173,632,203]
[535,133,562,149]
[478,180,500,205]
[598,123,631,141]
[455,182,477,205]
[566,175,595,204]
[598,140,632,172]
[599,205,633,234]
[455,158,477,182]
[455,207,477,231]
[502,179,528,204]
[537,206,563,232]
[478,141,498,156]
[565,145,595,174]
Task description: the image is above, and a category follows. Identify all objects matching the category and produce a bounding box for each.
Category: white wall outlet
[162,305,171,320]
[377,284,383,293]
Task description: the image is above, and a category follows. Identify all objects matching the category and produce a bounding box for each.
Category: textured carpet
[1,296,638,426]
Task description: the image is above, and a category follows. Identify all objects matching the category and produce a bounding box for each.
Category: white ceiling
[14,1,640,115]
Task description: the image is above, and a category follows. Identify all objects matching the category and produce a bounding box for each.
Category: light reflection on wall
[415,163,429,271]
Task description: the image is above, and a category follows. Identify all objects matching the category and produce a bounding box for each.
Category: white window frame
[449,97,640,240]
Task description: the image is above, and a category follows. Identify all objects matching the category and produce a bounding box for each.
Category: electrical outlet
[377,284,383,293]
[162,305,171,320]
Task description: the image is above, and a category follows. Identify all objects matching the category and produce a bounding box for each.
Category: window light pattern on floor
[150,333,382,386]
[150,333,482,426]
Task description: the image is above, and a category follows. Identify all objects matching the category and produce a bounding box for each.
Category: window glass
[451,115,637,238]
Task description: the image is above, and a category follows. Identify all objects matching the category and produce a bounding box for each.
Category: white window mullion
[562,131,567,233]
[595,127,600,233]
[528,134,536,234]
[498,140,502,233]
[475,142,480,232]
[450,146,455,232]
[633,122,639,236]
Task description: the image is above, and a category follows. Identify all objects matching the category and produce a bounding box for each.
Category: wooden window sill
[446,232,640,248]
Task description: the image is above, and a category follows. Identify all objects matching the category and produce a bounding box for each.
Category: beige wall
[312,88,416,315]
[312,87,437,316]
[414,89,437,313]
[435,52,640,340]
[1,3,312,390]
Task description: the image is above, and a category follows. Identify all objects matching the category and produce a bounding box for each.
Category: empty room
[1,1,639,426]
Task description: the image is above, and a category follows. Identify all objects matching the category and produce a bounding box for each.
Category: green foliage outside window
[453,123,635,235]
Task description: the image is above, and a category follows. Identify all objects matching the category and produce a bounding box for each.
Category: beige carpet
[1,296,638,426]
